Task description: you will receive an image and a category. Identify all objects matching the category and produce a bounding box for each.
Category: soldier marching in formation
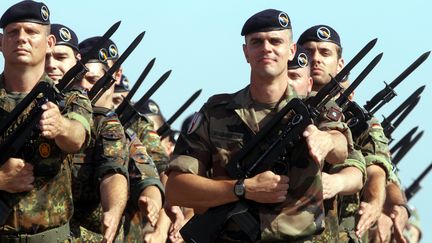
[0,1,429,243]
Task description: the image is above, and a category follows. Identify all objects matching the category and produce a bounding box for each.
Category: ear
[288,42,297,61]
[337,57,344,73]
[47,34,56,52]
[242,43,250,63]
[114,66,123,85]
[307,76,313,93]
[76,52,81,61]
[348,90,355,101]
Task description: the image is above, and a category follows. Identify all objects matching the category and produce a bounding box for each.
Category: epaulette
[93,106,116,117]
[206,92,236,108]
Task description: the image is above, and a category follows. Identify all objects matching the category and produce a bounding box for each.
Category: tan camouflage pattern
[169,85,352,241]
[129,116,169,173]
[0,74,92,234]
[70,106,128,240]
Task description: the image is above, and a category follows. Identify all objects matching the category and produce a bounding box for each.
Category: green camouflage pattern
[169,85,352,241]
[71,106,128,240]
[129,116,169,173]
[0,74,92,234]
[122,131,163,242]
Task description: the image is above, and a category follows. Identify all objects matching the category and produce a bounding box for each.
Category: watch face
[235,182,245,196]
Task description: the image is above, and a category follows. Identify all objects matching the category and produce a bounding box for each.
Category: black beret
[288,45,311,70]
[0,1,50,28]
[51,23,79,51]
[114,74,130,93]
[78,36,119,63]
[297,25,341,47]
[241,9,291,36]
[138,99,161,115]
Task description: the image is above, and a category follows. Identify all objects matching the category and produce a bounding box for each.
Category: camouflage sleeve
[356,117,394,181]
[387,167,401,186]
[92,115,129,185]
[62,90,93,147]
[168,109,212,176]
[130,116,169,173]
[128,135,164,209]
[329,148,367,182]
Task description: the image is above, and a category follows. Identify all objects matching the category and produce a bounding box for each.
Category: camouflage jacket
[169,85,353,242]
[71,106,129,235]
[128,115,169,173]
[0,74,92,234]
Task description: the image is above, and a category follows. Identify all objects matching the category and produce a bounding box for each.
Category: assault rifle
[180,38,378,243]
[405,162,432,201]
[0,21,121,166]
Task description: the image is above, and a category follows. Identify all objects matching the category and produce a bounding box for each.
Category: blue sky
[1,0,431,240]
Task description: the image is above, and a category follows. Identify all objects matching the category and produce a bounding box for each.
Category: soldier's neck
[249,74,288,104]
[3,63,44,92]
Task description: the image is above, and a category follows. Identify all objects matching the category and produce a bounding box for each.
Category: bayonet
[157,89,202,137]
[390,126,418,153]
[392,130,423,166]
[364,51,430,114]
[405,162,432,201]
[89,31,145,103]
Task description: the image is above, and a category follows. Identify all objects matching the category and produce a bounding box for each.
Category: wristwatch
[234,179,246,200]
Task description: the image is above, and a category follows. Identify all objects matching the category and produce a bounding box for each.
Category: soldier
[166,9,351,242]
[113,74,129,108]
[294,26,365,242]
[298,25,392,241]
[78,37,164,242]
[0,1,92,242]
[45,24,131,243]
[287,45,312,96]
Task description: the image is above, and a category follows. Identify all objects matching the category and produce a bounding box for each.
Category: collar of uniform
[225,85,253,110]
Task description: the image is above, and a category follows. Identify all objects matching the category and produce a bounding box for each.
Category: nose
[45,54,56,71]
[310,50,321,65]
[262,40,272,52]
[16,28,27,44]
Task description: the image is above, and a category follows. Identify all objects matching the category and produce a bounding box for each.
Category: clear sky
[1,0,431,241]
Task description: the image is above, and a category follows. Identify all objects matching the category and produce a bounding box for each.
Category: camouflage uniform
[70,106,129,242]
[169,85,353,242]
[337,116,394,243]
[0,74,92,241]
[122,128,164,242]
[129,116,169,173]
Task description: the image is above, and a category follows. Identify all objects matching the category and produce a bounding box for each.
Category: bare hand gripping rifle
[180,38,378,243]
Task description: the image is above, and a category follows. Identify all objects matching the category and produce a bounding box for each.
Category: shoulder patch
[207,93,233,107]
[187,112,203,134]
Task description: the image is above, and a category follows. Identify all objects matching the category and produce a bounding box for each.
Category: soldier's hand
[139,196,160,227]
[143,229,168,243]
[0,158,34,193]
[101,211,121,243]
[245,171,289,203]
[390,205,409,243]
[374,213,393,243]
[303,125,333,165]
[355,201,382,238]
[40,101,66,139]
[322,172,342,199]
[166,205,185,241]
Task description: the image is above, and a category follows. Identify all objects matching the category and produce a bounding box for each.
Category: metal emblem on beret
[278,12,289,28]
[297,52,308,68]
[98,48,108,62]
[317,26,331,40]
[108,44,118,58]
[39,143,51,158]
[187,112,203,135]
[59,27,72,42]
[147,101,159,114]
[40,5,49,21]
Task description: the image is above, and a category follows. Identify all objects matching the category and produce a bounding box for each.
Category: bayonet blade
[389,51,430,89]
[390,126,418,153]
[133,70,172,110]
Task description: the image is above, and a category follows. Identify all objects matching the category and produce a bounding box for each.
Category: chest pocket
[365,128,390,156]
[209,129,244,170]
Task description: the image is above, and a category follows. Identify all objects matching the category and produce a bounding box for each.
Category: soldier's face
[302,41,343,90]
[243,30,295,80]
[1,22,54,66]
[45,45,78,82]
[288,67,313,96]
[80,62,115,108]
